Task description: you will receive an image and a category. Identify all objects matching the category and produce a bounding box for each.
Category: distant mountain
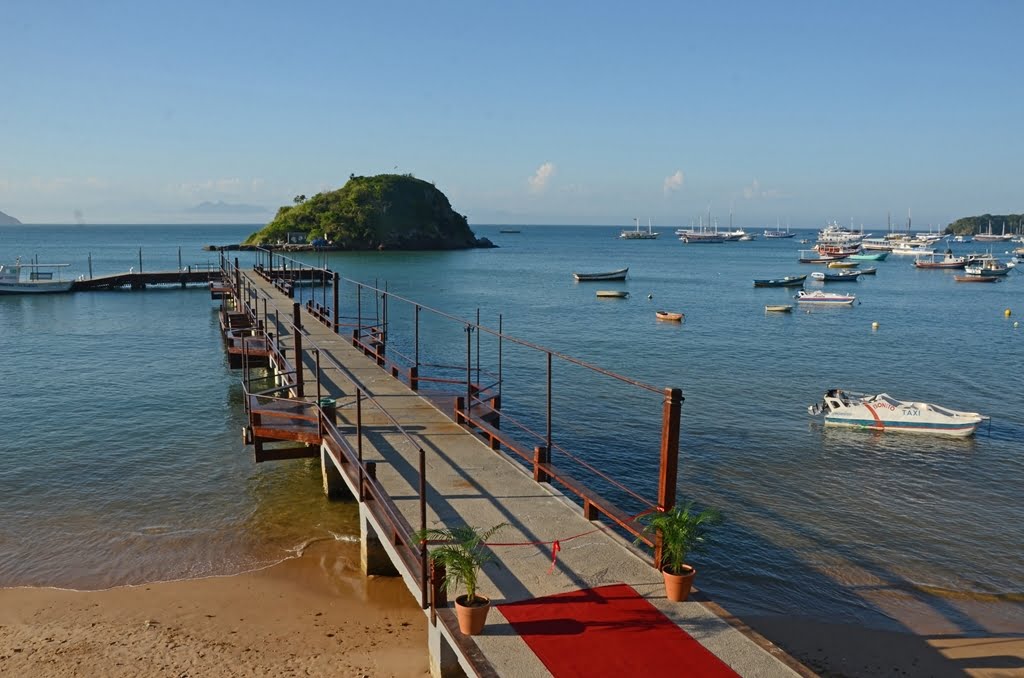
[0,210,22,225]
[186,201,270,215]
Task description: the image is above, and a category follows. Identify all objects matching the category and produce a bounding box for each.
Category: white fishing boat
[807,389,987,437]
[0,258,74,294]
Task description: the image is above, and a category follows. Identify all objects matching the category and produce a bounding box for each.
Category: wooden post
[533,445,550,483]
[332,271,340,333]
[430,559,447,625]
[655,387,683,568]
[293,302,304,399]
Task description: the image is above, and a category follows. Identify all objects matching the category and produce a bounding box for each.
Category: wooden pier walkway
[72,269,221,291]
[218,256,808,678]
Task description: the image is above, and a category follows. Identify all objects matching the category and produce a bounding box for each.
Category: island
[945,213,1022,237]
[0,209,22,225]
[243,174,494,250]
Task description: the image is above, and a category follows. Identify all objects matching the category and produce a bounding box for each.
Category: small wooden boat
[753,274,806,288]
[765,304,793,313]
[573,267,629,281]
[857,267,877,275]
[954,275,998,283]
[827,260,859,268]
[811,270,861,282]
[596,290,629,298]
[656,310,684,321]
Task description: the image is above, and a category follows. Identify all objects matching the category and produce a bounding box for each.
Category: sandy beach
[0,541,429,678]
[2,539,1022,677]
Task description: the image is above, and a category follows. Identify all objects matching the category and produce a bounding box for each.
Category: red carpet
[498,583,739,677]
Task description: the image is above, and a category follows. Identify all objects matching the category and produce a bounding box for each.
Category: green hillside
[945,214,1023,236]
[245,174,489,249]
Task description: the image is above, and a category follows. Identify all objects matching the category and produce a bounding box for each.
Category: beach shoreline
[3,540,1021,677]
[0,540,429,677]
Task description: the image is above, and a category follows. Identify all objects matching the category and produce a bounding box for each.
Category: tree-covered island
[944,213,1023,237]
[244,174,494,250]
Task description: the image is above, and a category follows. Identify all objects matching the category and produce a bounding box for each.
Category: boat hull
[0,281,74,294]
[822,417,981,437]
[573,267,629,281]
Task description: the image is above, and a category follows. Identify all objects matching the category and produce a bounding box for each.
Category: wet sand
[2,540,1021,677]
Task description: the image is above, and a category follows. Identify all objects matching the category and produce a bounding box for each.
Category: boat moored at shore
[0,258,74,294]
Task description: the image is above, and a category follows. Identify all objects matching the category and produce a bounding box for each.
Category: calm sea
[1,224,1021,639]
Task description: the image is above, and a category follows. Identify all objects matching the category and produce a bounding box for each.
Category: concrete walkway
[246,272,805,677]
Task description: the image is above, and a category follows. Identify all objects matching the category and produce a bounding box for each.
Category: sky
[2,1,1022,228]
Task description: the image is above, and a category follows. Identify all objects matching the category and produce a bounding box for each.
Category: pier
[214,250,808,677]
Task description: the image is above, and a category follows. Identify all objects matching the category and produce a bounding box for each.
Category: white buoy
[1015,321,1020,329]
[872,321,879,330]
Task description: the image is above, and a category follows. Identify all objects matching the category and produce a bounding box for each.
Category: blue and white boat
[808,389,987,437]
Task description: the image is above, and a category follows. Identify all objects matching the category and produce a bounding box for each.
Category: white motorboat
[808,389,987,437]
[795,290,856,305]
[0,258,74,294]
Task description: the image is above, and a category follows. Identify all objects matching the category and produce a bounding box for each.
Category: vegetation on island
[944,214,1023,237]
[244,174,493,250]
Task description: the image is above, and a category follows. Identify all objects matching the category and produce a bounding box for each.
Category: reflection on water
[1,224,1022,638]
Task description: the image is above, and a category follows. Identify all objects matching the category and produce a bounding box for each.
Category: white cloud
[742,179,785,199]
[528,162,555,193]
[663,170,685,195]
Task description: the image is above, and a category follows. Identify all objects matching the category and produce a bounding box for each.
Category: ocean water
[1,224,1022,639]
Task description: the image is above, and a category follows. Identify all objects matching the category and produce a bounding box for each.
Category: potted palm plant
[638,501,721,602]
[416,522,506,635]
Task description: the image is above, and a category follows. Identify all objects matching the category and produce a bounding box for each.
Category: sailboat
[973,219,1014,243]
[619,217,660,239]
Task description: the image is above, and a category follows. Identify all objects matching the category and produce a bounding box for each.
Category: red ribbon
[548,540,561,574]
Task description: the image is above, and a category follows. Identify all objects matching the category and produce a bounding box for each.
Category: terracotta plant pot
[455,594,491,635]
[662,565,696,602]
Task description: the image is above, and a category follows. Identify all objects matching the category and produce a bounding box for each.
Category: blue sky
[2,1,1021,227]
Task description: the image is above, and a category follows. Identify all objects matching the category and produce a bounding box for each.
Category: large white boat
[620,218,659,240]
[0,258,74,294]
[808,389,987,437]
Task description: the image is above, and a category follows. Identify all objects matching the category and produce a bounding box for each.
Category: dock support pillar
[359,503,399,577]
[427,622,460,678]
[321,445,352,500]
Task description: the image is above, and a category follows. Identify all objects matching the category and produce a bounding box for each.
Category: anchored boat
[573,267,629,281]
[655,310,684,321]
[0,258,74,294]
[808,389,987,437]
[795,290,856,305]
[753,274,806,288]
